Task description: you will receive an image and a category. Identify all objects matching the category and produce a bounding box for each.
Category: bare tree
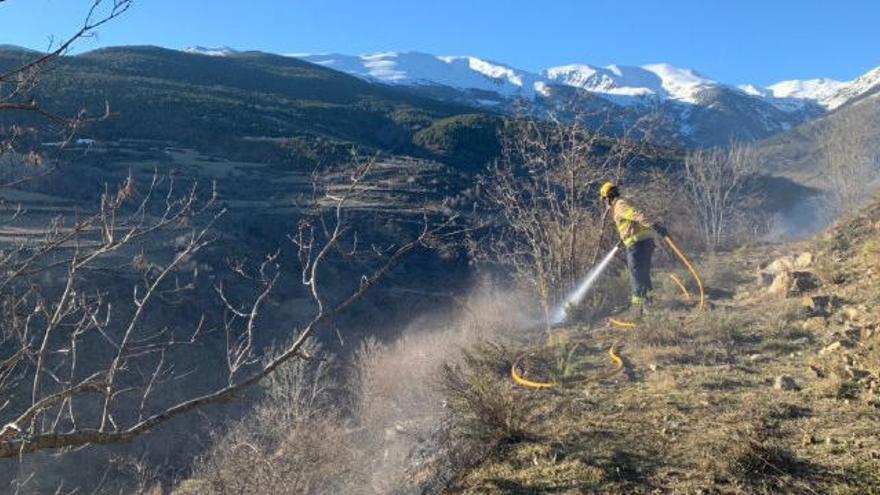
[820,107,880,213]
[469,113,650,327]
[683,144,756,252]
[0,152,454,458]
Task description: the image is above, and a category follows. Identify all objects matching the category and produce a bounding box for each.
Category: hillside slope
[0,46,482,156]
[442,196,880,494]
[754,91,880,186]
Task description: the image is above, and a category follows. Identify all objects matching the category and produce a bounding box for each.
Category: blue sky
[2,0,878,86]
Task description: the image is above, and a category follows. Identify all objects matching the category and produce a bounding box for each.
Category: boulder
[841,305,861,321]
[789,271,819,295]
[767,271,792,296]
[768,270,818,297]
[801,295,841,317]
[802,317,827,333]
[759,253,819,296]
[773,375,801,391]
[794,252,814,269]
[819,341,843,356]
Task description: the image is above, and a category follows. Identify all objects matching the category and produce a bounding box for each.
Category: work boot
[629,295,647,320]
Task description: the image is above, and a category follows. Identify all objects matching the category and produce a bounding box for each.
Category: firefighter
[599,181,668,311]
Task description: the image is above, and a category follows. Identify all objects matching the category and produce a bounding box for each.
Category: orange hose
[668,273,691,302]
[608,317,637,329]
[663,235,705,313]
[510,337,625,389]
[510,354,556,389]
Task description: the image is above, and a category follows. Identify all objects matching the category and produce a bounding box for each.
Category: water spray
[514,235,706,390]
[549,244,620,325]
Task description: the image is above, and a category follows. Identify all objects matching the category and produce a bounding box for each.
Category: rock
[768,271,793,296]
[789,271,819,295]
[819,341,843,356]
[794,252,814,269]
[768,270,819,297]
[759,257,790,285]
[844,365,870,380]
[774,375,801,391]
[801,430,818,445]
[841,306,861,321]
[802,295,831,316]
[767,257,795,274]
[802,317,827,333]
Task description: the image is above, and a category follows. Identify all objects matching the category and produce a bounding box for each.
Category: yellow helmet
[599,181,616,200]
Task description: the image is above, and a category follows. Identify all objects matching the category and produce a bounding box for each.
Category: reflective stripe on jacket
[611,197,654,248]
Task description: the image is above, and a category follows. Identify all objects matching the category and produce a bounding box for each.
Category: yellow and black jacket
[610,197,654,248]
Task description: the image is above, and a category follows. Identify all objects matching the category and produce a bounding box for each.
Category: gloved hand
[653,224,669,238]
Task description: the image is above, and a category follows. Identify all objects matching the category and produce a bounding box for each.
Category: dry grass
[444,241,880,494]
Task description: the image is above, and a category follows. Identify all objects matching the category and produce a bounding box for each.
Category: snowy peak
[543,63,716,103]
[823,66,880,109]
[296,52,730,105]
[187,47,877,113]
[766,78,849,108]
[182,46,238,57]
[764,65,880,110]
[643,63,716,102]
[295,52,547,97]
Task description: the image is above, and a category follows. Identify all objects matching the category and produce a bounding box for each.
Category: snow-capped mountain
[291,51,880,113]
[749,69,880,111]
[290,51,833,146]
[180,46,880,147]
[182,46,239,57]
[763,79,848,107]
[292,52,548,98]
[543,63,716,104]
[295,52,730,107]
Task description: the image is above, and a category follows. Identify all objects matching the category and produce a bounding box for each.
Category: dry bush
[469,113,652,327]
[683,144,759,252]
[565,269,631,323]
[439,342,533,448]
[630,167,704,251]
[185,286,538,495]
[189,341,365,494]
[347,287,536,493]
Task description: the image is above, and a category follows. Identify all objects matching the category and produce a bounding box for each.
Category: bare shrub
[183,285,536,495]
[683,144,758,251]
[631,167,704,250]
[470,113,651,327]
[190,342,363,495]
[439,342,532,447]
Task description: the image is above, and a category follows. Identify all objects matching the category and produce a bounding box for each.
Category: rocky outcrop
[758,252,819,297]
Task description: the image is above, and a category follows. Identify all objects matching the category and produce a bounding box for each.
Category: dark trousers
[626,238,655,298]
